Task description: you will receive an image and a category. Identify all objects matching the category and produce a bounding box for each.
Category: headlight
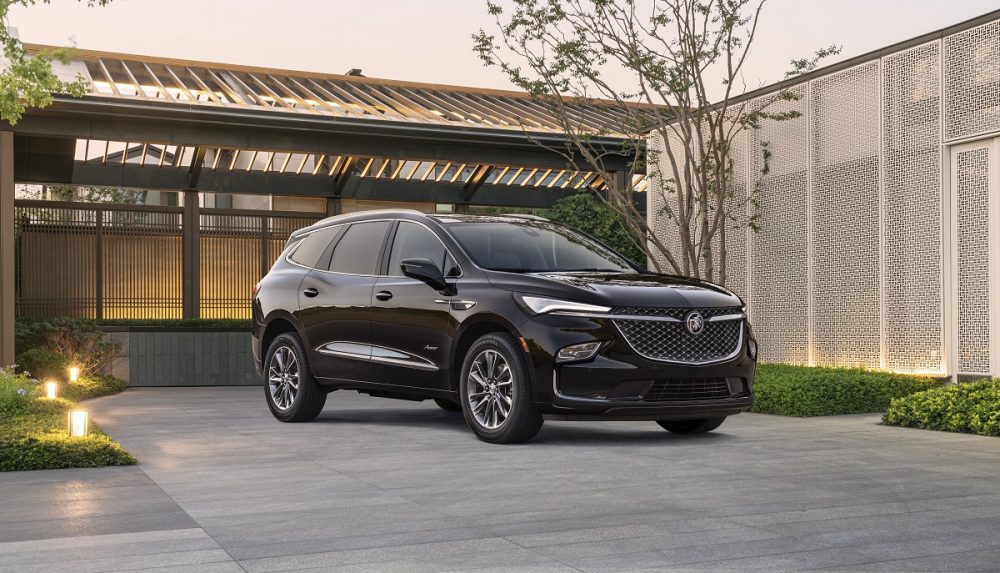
[518,295,611,315]
[556,341,604,363]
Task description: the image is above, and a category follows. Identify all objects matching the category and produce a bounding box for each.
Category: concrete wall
[102,328,258,386]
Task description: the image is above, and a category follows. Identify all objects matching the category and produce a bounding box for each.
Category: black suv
[252,210,756,443]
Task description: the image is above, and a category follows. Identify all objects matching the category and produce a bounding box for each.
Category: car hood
[485,271,742,309]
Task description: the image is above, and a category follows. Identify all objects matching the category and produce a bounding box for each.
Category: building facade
[649,10,1000,378]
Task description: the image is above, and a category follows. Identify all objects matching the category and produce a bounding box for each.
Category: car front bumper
[519,313,756,420]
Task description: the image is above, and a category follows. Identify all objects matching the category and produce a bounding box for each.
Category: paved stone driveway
[2,387,1000,572]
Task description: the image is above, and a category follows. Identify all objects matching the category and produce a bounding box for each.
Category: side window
[387,221,456,276]
[288,226,340,269]
[328,221,391,275]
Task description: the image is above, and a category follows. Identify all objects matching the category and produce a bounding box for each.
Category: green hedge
[0,369,135,472]
[96,319,252,329]
[883,379,1000,437]
[752,364,941,417]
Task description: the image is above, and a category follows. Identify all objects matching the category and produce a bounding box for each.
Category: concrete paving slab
[1,387,999,572]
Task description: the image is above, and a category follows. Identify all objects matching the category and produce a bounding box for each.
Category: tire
[264,333,327,422]
[657,417,726,434]
[460,333,543,444]
[434,398,462,412]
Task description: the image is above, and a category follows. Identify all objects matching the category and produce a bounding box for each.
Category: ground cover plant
[0,367,134,471]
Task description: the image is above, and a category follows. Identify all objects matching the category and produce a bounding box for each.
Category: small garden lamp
[44,380,58,400]
[67,410,89,438]
[68,366,80,382]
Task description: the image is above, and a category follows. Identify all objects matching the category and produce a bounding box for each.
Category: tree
[0,0,110,125]
[474,0,837,285]
[542,193,646,266]
[19,184,145,204]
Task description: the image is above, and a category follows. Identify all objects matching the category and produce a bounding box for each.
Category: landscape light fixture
[67,410,89,438]
[68,366,80,382]
[45,380,57,400]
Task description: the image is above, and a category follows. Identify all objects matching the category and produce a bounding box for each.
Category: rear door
[370,220,461,390]
[298,220,392,382]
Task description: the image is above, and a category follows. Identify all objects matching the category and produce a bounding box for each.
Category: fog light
[68,366,80,382]
[45,380,58,400]
[556,341,603,363]
[67,410,89,438]
[748,339,758,361]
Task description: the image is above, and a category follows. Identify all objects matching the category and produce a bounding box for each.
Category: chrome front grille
[613,307,744,364]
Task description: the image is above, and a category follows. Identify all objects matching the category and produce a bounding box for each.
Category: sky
[8,0,1000,97]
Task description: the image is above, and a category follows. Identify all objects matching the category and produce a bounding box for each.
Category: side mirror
[400,258,448,292]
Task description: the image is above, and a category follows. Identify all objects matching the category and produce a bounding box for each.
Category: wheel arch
[450,313,526,392]
[260,312,303,369]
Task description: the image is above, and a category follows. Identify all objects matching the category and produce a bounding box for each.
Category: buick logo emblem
[685,311,705,335]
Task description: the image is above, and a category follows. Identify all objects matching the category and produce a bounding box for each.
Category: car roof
[291,210,551,239]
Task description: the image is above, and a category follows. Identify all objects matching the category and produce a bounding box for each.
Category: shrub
[16,347,67,380]
[97,318,252,329]
[752,363,941,417]
[541,193,647,267]
[883,379,1000,437]
[15,317,118,376]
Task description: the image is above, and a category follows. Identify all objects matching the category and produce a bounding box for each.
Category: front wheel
[264,333,326,422]
[657,417,726,434]
[460,333,543,443]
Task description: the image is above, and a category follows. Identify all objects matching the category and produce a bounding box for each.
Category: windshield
[446,221,635,273]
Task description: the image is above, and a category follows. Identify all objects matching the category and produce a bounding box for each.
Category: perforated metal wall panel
[720,130,749,299]
[748,87,810,365]
[944,20,1000,141]
[810,62,882,368]
[647,131,682,274]
[955,147,992,374]
[645,15,1000,376]
[882,42,944,373]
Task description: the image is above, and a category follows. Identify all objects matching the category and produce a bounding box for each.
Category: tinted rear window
[289,226,340,268]
[328,221,391,275]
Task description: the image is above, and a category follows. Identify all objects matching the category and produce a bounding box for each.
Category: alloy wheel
[268,345,300,411]
[467,349,514,430]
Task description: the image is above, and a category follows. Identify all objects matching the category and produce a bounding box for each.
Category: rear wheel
[460,333,543,443]
[657,417,726,434]
[265,333,326,422]
[434,398,461,412]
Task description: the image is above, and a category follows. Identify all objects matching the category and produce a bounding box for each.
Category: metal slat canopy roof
[11,44,654,210]
[31,43,647,136]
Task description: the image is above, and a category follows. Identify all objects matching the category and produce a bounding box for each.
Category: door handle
[303,287,319,298]
[375,290,393,301]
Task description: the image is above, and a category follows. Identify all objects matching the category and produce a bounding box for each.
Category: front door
[370,221,460,390]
